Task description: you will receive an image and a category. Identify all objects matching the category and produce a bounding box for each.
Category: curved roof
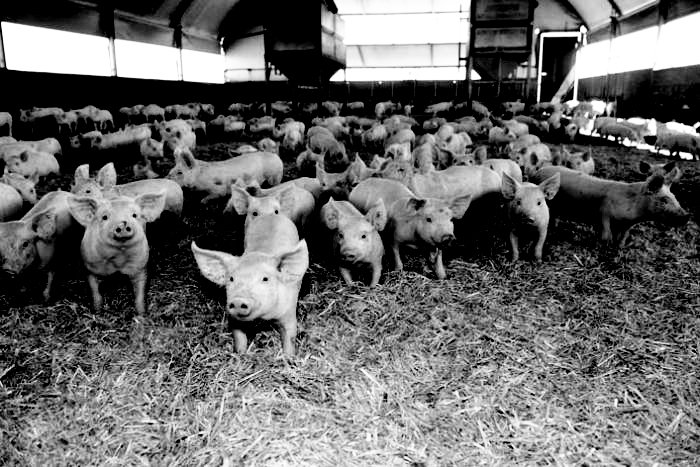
[0,0,692,55]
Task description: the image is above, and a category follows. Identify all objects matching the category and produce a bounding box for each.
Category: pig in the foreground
[0,190,79,301]
[531,165,689,248]
[320,198,387,286]
[349,178,471,279]
[68,191,166,314]
[501,172,560,261]
[191,214,309,356]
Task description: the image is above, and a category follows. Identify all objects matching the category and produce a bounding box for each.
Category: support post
[100,2,117,76]
[526,28,537,103]
[466,0,477,105]
[174,25,184,81]
[0,22,7,69]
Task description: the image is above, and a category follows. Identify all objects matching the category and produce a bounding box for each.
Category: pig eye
[102,215,108,221]
[21,241,29,248]
[132,213,138,218]
[537,201,542,206]
[85,189,92,194]
[229,276,234,282]
[516,200,521,206]
[426,217,432,223]
[252,211,259,217]
[262,276,269,282]
[274,210,279,215]
[338,233,344,239]
[361,234,367,239]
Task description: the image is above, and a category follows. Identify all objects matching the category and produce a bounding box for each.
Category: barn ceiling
[0,0,694,56]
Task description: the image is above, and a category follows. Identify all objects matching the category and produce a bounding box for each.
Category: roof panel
[335,0,467,15]
[346,44,460,68]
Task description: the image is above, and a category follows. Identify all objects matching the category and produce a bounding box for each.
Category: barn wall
[578,65,700,124]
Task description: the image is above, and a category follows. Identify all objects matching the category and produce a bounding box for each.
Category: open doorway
[537,32,580,103]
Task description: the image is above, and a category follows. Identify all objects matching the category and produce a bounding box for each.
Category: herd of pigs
[0,98,695,355]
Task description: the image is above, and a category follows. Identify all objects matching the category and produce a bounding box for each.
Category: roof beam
[606,0,623,17]
[556,0,589,29]
[170,0,197,28]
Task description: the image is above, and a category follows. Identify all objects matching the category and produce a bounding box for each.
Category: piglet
[68,191,166,314]
[320,198,387,287]
[191,214,309,356]
[501,172,560,261]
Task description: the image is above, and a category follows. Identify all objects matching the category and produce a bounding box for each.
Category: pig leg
[130,270,148,314]
[42,271,55,302]
[231,327,249,353]
[600,216,613,243]
[509,231,520,262]
[338,266,355,285]
[532,225,548,262]
[369,262,382,287]
[429,248,446,279]
[276,315,298,356]
[390,242,404,272]
[87,274,103,311]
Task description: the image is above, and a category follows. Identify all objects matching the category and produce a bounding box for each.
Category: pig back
[244,214,300,255]
[349,178,415,215]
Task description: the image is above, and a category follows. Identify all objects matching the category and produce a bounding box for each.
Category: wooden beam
[606,0,623,17]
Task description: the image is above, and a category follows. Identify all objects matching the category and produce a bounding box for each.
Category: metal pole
[0,22,7,69]
[536,32,544,102]
[526,28,537,102]
[108,37,117,76]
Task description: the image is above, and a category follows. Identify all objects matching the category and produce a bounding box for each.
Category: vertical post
[536,32,544,102]
[496,55,502,99]
[466,0,477,104]
[526,27,537,103]
[264,59,272,116]
[107,37,117,77]
[0,22,7,69]
[174,25,184,81]
[650,0,668,101]
[603,17,618,107]
[100,3,117,76]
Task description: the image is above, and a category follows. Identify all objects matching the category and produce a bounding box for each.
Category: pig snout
[112,221,136,241]
[339,245,361,262]
[228,296,258,319]
[438,233,455,246]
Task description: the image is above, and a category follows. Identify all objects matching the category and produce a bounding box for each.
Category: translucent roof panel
[342,13,468,45]
[347,44,462,68]
[330,66,472,81]
[114,39,180,81]
[182,49,225,83]
[335,0,468,15]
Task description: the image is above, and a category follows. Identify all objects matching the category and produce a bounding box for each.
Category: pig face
[68,193,166,247]
[71,163,117,198]
[0,210,56,275]
[166,147,198,188]
[405,196,472,247]
[226,185,290,229]
[378,160,413,185]
[316,164,355,200]
[191,241,309,322]
[642,168,690,227]
[323,199,387,264]
[3,172,38,204]
[502,173,560,227]
[140,138,164,159]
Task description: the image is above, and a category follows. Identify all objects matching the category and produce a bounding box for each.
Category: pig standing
[501,172,560,261]
[68,191,166,314]
[191,215,309,356]
[0,190,80,301]
[531,165,689,248]
[320,198,387,287]
[349,178,472,279]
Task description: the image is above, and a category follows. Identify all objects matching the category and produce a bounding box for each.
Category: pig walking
[68,192,166,314]
[532,165,689,248]
[192,214,309,356]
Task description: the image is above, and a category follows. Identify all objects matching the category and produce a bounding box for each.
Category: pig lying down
[192,214,309,356]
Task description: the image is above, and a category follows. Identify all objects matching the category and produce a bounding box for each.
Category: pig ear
[96,163,117,189]
[501,173,520,200]
[321,198,341,230]
[136,191,167,222]
[551,153,562,166]
[645,175,664,193]
[277,187,296,216]
[539,173,561,200]
[191,242,238,287]
[449,194,472,220]
[664,167,682,185]
[406,198,426,213]
[639,160,651,174]
[68,195,100,226]
[366,199,388,231]
[315,161,327,179]
[74,164,90,184]
[473,146,486,164]
[277,240,309,284]
[27,209,57,241]
[530,153,539,166]
[583,146,592,162]
[663,161,677,174]
[228,185,251,216]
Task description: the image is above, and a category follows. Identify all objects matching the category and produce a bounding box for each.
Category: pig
[562,147,595,175]
[509,134,541,155]
[306,133,348,172]
[599,122,643,144]
[257,137,278,154]
[501,172,560,261]
[385,142,412,162]
[349,157,379,183]
[531,165,689,248]
[167,147,283,203]
[68,191,166,314]
[140,137,164,160]
[316,163,357,201]
[361,124,388,152]
[0,181,24,221]
[142,104,165,123]
[0,138,62,159]
[501,120,529,138]
[349,177,472,279]
[482,158,523,183]
[515,143,552,178]
[321,198,387,287]
[225,182,315,234]
[655,123,700,159]
[191,215,309,355]
[4,150,60,178]
[425,101,453,116]
[73,163,183,219]
[489,126,517,146]
[87,126,151,151]
[0,190,80,301]
[0,112,12,137]
[156,119,196,155]
[0,136,17,145]
[1,171,38,206]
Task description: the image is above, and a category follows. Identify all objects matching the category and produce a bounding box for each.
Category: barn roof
[0,0,695,55]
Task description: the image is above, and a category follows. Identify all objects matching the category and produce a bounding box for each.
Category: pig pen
[1,139,699,466]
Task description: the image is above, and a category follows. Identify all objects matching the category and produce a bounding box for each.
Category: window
[577,39,612,79]
[1,21,111,76]
[114,39,180,80]
[331,67,479,81]
[654,11,700,70]
[342,13,468,45]
[609,26,657,74]
[182,49,225,84]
